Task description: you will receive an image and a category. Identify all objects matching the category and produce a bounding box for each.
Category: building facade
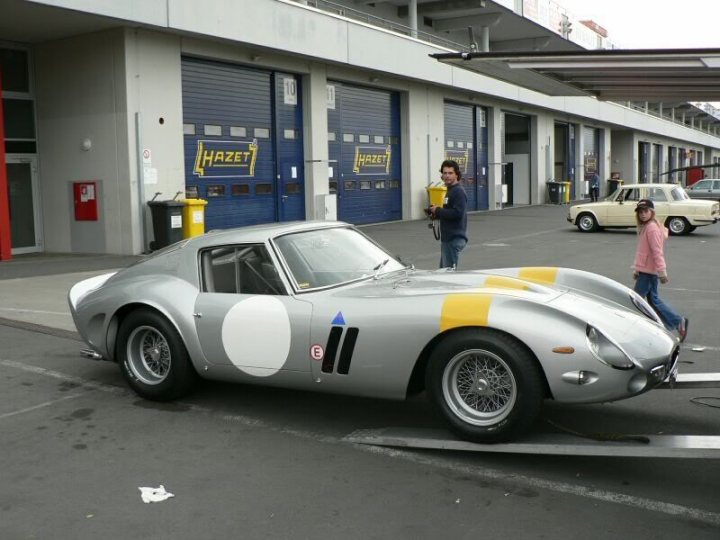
[1,0,719,256]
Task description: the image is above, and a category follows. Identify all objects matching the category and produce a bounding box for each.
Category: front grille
[666,346,680,378]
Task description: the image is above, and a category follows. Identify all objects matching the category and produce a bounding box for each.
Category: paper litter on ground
[139,485,175,503]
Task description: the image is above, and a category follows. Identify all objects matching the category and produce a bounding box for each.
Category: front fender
[75,275,208,371]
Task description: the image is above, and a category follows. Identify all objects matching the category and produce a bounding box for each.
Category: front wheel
[426,329,545,443]
[666,216,690,236]
[116,309,197,401]
[576,213,599,232]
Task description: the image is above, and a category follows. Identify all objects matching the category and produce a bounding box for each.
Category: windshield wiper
[373,259,389,279]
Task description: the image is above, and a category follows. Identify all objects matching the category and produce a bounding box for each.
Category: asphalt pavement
[1,203,719,539]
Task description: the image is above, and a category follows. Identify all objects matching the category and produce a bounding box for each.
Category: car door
[605,187,638,226]
[647,186,670,221]
[688,180,713,199]
[193,243,313,377]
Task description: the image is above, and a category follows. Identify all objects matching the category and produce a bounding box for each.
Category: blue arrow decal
[331,311,346,326]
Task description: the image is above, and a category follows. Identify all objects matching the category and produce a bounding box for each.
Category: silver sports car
[69,222,679,443]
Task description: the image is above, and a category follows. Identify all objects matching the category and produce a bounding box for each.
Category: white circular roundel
[221,296,291,377]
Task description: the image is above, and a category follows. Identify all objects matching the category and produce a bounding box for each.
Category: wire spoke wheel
[442,348,517,426]
[126,325,171,385]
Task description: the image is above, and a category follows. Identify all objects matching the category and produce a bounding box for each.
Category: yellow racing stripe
[440,293,493,332]
[483,276,529,290]
[518,267,559,285]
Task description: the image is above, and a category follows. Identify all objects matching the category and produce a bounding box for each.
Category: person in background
[429,159,468,269]
[632,198,688,341]
[590,171,600,202]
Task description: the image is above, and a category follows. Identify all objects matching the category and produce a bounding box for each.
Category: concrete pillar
[487,107,503,209]
[403,85,443,220]
[576,125,585,196]
[302,64,330,220]
[600,128,611,185]
[481,26,490,52]
[409,0,418,38]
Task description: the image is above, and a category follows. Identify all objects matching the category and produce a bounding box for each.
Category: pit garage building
[1,0,719,257]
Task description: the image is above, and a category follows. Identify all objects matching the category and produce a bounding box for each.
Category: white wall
[505,154,530,205]
[35,29,130,253]
[34,28,185,255]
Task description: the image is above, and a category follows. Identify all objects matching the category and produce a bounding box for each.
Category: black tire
[116,309,197,401]
[576,212,599,232]
[666,216,690,236]
[426,329,545,443]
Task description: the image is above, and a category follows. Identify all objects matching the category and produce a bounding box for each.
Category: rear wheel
[116,309,197,401]
[426,329,545,443]
[576,213,599,232]
[666,216,690,236]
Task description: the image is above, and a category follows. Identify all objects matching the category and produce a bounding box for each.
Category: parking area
[1,204,719,539]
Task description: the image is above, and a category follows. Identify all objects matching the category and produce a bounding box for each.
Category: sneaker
[678,317,689,343]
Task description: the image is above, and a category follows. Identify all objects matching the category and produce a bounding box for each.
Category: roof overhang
[432,48,720,101]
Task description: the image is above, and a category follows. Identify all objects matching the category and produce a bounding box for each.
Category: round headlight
[586,325,635,370]
[630,291,662,325]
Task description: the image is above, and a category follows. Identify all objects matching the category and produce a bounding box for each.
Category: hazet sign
[193,140,258,177]
[445,149,469,174]
[353,145,392,175]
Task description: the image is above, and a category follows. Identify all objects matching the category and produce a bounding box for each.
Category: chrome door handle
[193,312,202,318]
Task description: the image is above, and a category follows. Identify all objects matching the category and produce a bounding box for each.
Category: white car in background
[567,183,720,235]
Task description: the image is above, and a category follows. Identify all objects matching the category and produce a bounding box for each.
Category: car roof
[617,183,681,189]
[184,220,351,249]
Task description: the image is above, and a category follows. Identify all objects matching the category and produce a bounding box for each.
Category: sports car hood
[332,269,563,303]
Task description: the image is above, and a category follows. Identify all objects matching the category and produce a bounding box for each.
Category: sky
[556,0,720,49]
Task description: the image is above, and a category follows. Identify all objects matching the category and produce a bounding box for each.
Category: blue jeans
[633,272,682,330]
[440,237,467,269]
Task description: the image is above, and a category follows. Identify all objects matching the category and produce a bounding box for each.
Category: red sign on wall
[73,181,99,221]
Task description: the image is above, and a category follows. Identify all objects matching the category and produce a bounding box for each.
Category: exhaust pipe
[80,348,104,361]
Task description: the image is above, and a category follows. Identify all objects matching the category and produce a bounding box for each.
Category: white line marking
[665,287,720,294]
[0,359,127,396]
[3,357,719,526]
[0,393,84,420]
[683,344,720,352]
[0,307,68,316]
[355,445,720,527]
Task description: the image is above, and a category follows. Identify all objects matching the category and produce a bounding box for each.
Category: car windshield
[273,227,405,290]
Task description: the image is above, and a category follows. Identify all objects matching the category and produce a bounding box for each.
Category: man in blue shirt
[590,171,600,202]
[429,159,468,269]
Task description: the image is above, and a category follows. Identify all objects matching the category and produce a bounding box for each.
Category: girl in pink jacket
[632,199,688,341]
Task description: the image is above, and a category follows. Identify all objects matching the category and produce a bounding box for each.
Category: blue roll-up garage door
[444,102,488,211]
[327,82,401,224]
[182,58,304,230]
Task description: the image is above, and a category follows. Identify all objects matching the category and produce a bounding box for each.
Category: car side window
[670,187,688,201]
[620,188,640,202]
[713,181,720,190]
[693,180,710,190]
[200,244,286,295]
[647,187,668,202]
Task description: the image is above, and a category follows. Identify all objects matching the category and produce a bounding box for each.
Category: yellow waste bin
[426,184,447,207]
[181,198,208,239]
[561,181,571,203]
